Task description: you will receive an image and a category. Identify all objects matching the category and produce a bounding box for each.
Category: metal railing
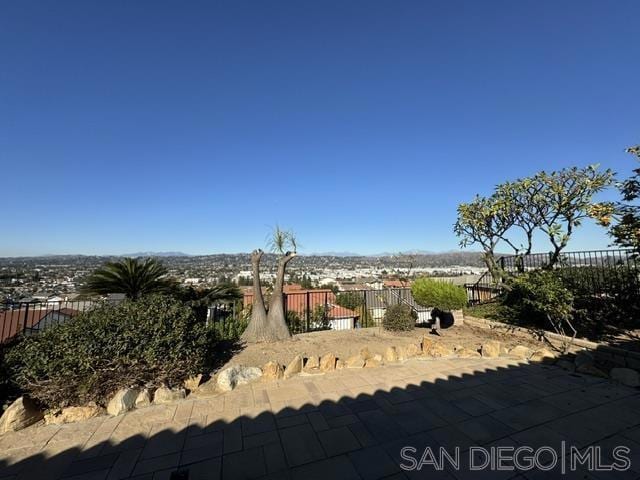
[0,300,97,343]
[464,249,640,305]
[1,288,431,343]
[280,288,434,333]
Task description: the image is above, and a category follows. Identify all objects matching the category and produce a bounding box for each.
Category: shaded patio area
[1,355,639,480]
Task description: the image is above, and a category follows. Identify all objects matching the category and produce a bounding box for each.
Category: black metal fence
[244,288,430,334]
[0,300,96,343]
[465,248,640,305]
[1,288,432,343]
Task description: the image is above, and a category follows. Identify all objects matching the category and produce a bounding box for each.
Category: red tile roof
[243,289,358,320]
[0,308,78,343]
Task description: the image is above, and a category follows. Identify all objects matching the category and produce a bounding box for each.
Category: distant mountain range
[2,250,484,259]
[121,251,191,257]
[306,249,461,257]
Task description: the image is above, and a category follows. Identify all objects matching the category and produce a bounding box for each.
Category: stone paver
[1,356,639,479]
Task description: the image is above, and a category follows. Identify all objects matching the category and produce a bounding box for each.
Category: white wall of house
[329,317,355,331]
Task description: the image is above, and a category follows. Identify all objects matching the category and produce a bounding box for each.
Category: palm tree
[81,257,177,300]
[176,283,243,322]
[176,283,242,306]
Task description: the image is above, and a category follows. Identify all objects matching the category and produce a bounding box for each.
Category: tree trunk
[241,250,271,342]
[482,251,501,284]
[265,252,296,341]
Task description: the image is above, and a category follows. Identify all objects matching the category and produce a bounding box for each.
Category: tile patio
[1,356,639,479]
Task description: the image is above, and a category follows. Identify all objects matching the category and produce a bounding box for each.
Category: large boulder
[364,358,382,368]
[576,363,608,378]
[575,350,595,369]
[284,355,303,379]
[481,341,501,358]
[359,347,373,361]
[508,345,531,360]
[529,349,556,363]
[304,356,320,371]
[421,336,433,353]
[320,353,336,372]
[154,386,187,404]
[556,359,575,372]
[396,346,408,362]
[610,368,640,387]
[46,404,102,425]
[346,355,365,368]
[107,388,139,416]
[195,377,218,395]
[425,342,453,358]
[0,396,43,433]
[135,389,152,407]
[455,347,480,358]
[217,366,262,392]
[184,374,204,392]
[406,343,421,358]
[262,361,284,380]
[384,347,399,363]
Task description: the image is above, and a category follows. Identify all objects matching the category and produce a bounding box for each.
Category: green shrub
[4,295,214,408]
[463,301,515,323]
[382,304,417,332]
[211,314,249,340]
[411,278,467,311]
[502,270,573,327]
[335,292,364,310]
[0,340,21,409]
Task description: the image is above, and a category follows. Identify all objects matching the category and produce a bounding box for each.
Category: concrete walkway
[1,356,639,480]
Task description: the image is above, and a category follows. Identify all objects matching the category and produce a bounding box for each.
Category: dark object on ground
[430,308,454,335]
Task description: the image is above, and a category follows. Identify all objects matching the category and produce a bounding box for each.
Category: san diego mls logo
[399,443,632,473]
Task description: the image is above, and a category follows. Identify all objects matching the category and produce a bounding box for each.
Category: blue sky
[1,1,639,256]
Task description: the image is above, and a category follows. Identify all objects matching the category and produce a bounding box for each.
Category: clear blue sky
[1,1,639,256]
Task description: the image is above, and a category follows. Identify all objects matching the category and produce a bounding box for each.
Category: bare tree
[241,227,298,343]
[239,249,270,342]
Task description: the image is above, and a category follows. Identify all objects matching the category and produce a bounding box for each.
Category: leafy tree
[454,194,515,280]
[175,284,242,321]
[80,257,177,300]
[455,165,613,280]
[532,166,613,266]
[335,291,364,310]
[300,274,313,289]
[592,146,640,254]
[494,177,545,255]
[177,284,241,304]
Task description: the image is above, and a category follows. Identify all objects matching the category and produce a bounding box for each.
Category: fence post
[22,303,29,335]
[324,291,328,328]
[306,291,310,332]
[362,290,367,328]
[283,292,287,323]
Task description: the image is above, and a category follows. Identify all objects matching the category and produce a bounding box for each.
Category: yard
[223,322,551,371]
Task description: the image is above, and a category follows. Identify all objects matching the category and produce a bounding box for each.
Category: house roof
[383,280,411,288]
[243,289,358,319]
[1,309,48,342]
[0,308,78,343]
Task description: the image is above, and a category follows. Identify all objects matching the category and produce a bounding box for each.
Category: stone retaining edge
[463,314,640,369]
